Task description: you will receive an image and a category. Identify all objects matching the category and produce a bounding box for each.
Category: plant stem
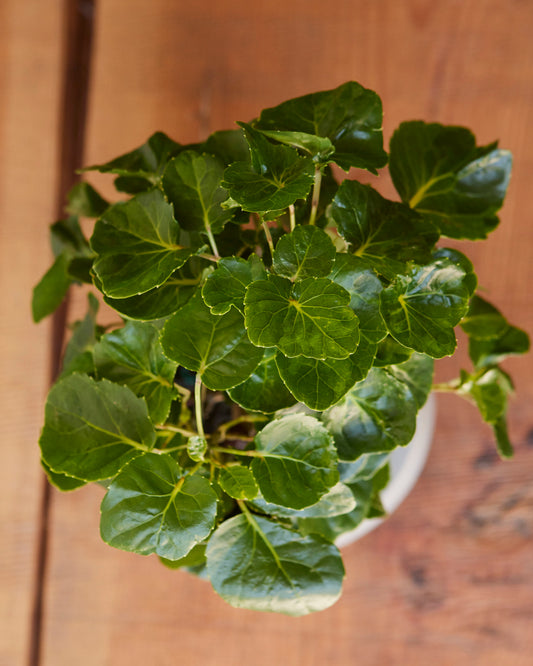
[194,374,205,440]
[308,166,323,226]
[211,446,263,457]
[289,204,296,231]
[261,217,275,257]
[156,424,199,438]
[205,226,220,260]
[431,381,461,393]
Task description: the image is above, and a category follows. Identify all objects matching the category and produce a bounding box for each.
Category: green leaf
[493,417,513,459]
[275,351,369,411]
[91,189,197,298]
[41,460,86,491]
[82,131,182,178]
[40,374,155,481]
[386,352,434,409]
[249,482,356,519]
[187,436,207,462]
[94,320,178,424]
[162,150,233,235]
[218,466,259,500]
[327,180,439,279]
[272,225,336,280]
[321,367,418,460]
[374,336,413,367]
[100,453,217,560]
[460,294,509,340]
[206,513,344,615]
[298,478,374,540]
[221,123,314,213]
[469,324,530,369]
[204,129,251,165]
[202,254,266,315]
[50,216,92,259]
[114,175,153,194]
[61,293,100,376]
[251,414,338,509]
[389,121,512,239]
[66,182,109,217]
[32,253,71,323]
[161,292,263,390]
[99,265,202,321]
[244,275,359,360]
[380,256,472,358]
[255,129,335,162]
[338,453,389,483]
[328,253,387,344]
[256,81,387,173]
[228,348,296,413]
[159,543,207,570]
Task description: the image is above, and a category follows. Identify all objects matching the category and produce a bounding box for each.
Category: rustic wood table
[2,1,532,664]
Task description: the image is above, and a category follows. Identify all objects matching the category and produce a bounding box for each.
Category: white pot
[335,394,436,548]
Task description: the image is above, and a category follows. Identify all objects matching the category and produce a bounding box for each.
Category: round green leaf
[202,254,266,315]
[244,275,359,360]
[206,513,344,616]
[218,466,259,500]
[321,368,417,460]
[39,374,155,481]
[380,256,471,358]
[228,349,296,414]
[100,452,217,560]
[252,414,338,509]
[161,292,263,390]
[272,225,336,280]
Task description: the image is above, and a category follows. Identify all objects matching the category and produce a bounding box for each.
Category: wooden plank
[0,2,64,665]
[41,1,533,664]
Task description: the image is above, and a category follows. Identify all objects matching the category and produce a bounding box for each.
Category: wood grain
[0,2,63,665]
[39,1,533,664]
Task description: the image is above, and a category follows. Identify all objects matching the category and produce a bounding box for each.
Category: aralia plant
[33,82,529,616]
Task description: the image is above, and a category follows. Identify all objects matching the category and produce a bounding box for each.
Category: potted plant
[33,81,529,616]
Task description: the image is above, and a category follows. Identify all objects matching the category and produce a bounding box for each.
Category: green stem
[156,424,199,438]
[211,446,263,458]
[308,166,323,226]
[289,204,296,231]
[205,226,220,260]
[195,374,205,440]
[431,381,461,393]
[261,217,275,257]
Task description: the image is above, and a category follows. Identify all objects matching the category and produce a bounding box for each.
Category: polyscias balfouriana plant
[33,82,529,615]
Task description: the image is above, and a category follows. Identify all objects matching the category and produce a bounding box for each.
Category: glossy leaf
[161,292,263,390]
[327,180,438,278]
[206,513,344,615]
[256,81,387,172]
[41,460,86,492]
[390,121,512,239]
[460,294,509,340]
[328,253,387,344]
[66,182,109,217]
[162,150,233,234]
[386,352,434,409]
[321,367,417,460]
[204,129,251,165]
[272,225,336,280]
[251,414,338,509]
[202,254,266,315]
[100,453,217,560]
[83,131,182,178]
[256,129,335,161]
[91,189,197,298]
[40,374,155,481]
[244,275,359,360]
[221,123,314,213]
[249,482,356,519]
[228,348,296,413]
[94,320,178,424]
[275,351,369,411]
[159,543,207,570]
[218,466,259,500]
[374,336,413,367]
[380,256,472,358]
[338,453,389,483]
[50,216,92,258]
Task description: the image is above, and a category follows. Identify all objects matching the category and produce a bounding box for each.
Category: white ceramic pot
[335,394,436,548]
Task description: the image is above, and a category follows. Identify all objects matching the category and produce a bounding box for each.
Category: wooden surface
[2,1,533,664]
[0,2,64,665]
